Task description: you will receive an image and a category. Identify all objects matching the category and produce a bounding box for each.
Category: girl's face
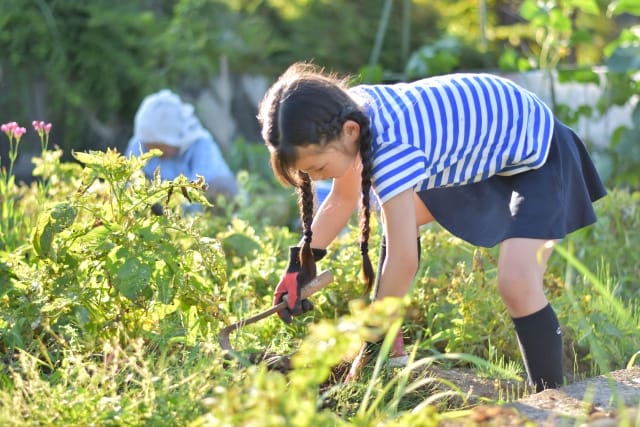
[293,120,361,181]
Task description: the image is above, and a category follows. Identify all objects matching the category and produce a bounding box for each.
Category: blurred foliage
[0,0,638,187]
[493,0,614,71]
[491,0,640,189]
[598,29,640,189]
[0,1,169,153]
[2,0,634,152]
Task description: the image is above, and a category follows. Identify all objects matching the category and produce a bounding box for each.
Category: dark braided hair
[357,121,375,294]
[257,62,376,295]
[296,171,317,287]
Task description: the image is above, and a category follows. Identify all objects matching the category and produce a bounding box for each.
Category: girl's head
[258,62,376,294]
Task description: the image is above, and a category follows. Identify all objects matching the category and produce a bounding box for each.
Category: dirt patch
[425,365,529,403]
[249,351,639,425]
[505,367,640,426]
[434,366,640,426]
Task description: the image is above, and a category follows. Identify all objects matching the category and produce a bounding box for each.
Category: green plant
[0,122,27,250]
[1,120,639,424]
[1,147,229,357]
[553,245,640,375]
[598,27,640,188]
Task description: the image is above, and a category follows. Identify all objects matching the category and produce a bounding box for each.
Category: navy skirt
[417,119,607,248]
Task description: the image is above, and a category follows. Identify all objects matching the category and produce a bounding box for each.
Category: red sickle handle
[218,270,334,353]
[283,269,334,304]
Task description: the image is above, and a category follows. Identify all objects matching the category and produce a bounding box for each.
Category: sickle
[218,270,334,363]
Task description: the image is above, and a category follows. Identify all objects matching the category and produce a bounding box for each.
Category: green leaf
[114,257,152,302]
[73,151,105,167]
[615,128,640,164]
[32,220,54,260]
[357,65,385,84]
[155,272,175,305]
[570,28,594,44]
[49,203,77,232]
[107,246,153,302]
[557,68,601,85]
[138,222,161,243]
[73,225,113,252]
[222,233,260,258]
[569,0,600,14]
[498,48,519,71]
[606,46,640,73]
[548,9,572,32]
[31,203,77,260]
[520,0,542,20]
[608,0,640,16]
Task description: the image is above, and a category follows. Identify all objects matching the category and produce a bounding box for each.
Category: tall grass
[0,139,638,425]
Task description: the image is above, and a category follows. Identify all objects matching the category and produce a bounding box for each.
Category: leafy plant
[1,120,639,425]
[0,122,27,250]
[1,147,228,357]
[598,27,640,189]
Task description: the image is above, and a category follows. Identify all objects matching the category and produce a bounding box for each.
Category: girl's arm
[377,188,420,299]
[304,162,362,249]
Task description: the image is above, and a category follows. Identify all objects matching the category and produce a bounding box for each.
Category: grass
[1,147,639,425]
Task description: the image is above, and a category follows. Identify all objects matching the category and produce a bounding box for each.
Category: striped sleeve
[371,142,428,203]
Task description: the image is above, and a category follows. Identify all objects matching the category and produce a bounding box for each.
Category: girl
[257,63,606,392]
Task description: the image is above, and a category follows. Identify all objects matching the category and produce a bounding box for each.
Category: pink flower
[1,121,18,137]
[32,120,52,137]
[1,121,27,141]
[13,126,26,141]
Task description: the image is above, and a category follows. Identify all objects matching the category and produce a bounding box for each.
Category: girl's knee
[497,265,547,315]
[497,265,529,297]
[497,238,553,310]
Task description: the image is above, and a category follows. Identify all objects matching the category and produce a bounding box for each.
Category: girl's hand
[273,271,312,323]
[273,247,326,323]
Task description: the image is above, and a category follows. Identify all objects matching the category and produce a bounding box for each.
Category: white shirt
[350,73,554,204]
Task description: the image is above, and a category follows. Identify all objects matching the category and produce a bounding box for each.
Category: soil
[249,350,640,425]
[430,366,640,426]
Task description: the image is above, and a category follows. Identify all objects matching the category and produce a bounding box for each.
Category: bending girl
[257,63,606,392]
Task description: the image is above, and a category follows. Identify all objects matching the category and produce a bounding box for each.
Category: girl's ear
[343,120,361,141]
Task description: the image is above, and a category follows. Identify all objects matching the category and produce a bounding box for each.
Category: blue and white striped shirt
[349,73,554,204]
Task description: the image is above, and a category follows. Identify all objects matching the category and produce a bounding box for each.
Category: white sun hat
[133,89,209,153]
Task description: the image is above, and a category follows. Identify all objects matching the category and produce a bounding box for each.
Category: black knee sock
[512,303,564,392]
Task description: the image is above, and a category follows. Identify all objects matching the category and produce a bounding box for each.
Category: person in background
[125,89,238,211]
[257,63,607,393]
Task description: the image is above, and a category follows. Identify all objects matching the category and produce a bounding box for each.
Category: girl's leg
[498,238,563,392]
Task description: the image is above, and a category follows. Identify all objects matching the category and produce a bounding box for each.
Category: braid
[257,62,375,293]
[296,171,317,287]
[357,117,375,295]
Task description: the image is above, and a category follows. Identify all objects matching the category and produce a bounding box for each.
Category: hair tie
[360,241,368,255]
[303,230,313,243]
